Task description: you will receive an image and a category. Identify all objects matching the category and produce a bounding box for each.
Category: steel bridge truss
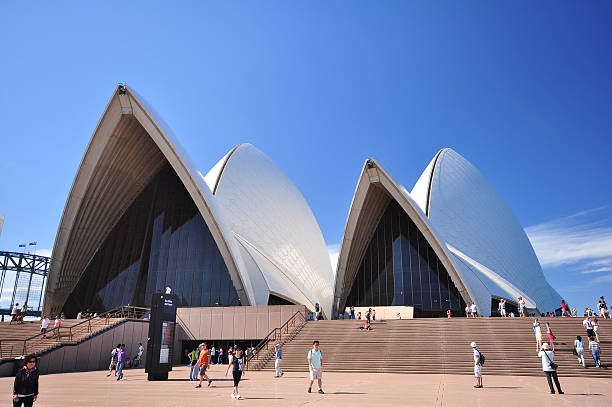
[0,251,49,318]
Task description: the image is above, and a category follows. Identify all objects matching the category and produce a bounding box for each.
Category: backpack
[479,352,485,366]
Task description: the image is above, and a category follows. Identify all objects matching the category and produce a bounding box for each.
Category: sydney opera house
[44,85,561,319]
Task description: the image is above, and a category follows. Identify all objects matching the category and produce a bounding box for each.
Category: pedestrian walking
[20,303,28,322]
[573,335,585,368]
[217,348,223,365]
[538,343,563,394]
[307,340,324,394]
[40,316,50,338]
[10,303,19,325]
[465,305,470,318]
[545,322,556,351]
[533,319,543,351]
[518,297,526,317]
[372,309,376,321]
[561,300,568,317]
[116,344,127,380]
[226,347,245,399]
[107,344,120,377]
[588,336,601,368]
[274,344,283,377]
[366,308,371,324]
[598,296,610,318]
[447,309,452,319]
[135,343,144,368]
[499,299,507,317]
[195,343,212,388]
[189,347,199,381]
[349,306,355,320]
[583,316,595,338]
[52,315,61,339]
[571,308,577,317]
[593,318,601,342]
[470,303,478,318]
[470,342,483,388]
[12,354,39,407]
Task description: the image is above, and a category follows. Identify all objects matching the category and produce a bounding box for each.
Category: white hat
[275,343,281,347]
[470,341,477,348]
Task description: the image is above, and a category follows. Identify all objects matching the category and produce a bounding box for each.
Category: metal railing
[0,305,150,359]
[246,309,307,370]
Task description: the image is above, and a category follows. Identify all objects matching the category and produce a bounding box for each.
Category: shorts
[536,333,542,341]
[199,365,208,375]
[474,364,482,378]
[587,329,595,338]
[232,370,242,386]
[109,360,117,370]
[310,368,322,380]
[594,325,599,333]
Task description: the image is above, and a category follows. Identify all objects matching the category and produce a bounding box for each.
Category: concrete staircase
[255,318,612,377]
[0,318,126,360]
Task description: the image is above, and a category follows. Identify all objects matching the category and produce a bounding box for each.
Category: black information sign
[145,292,178,380]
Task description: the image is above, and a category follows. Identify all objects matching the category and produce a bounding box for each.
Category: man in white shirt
[40,316,50,338]
[583,316,595,338]
[307,340,324,394]
[470,342,483,388]
[76,311,82,320]
[538,343,563,394]
[499,299,507,317]
[470,303,477,318]
[10,303,19,325]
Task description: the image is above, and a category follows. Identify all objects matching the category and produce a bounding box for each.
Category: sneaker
[236,394,241,399]
[230,393,236,399]
[195,384,202,388]
[558,391,564,394]
[550,391,555,394]
[208,379,212,387]
[308,387,311,393]
[318,389,324,394]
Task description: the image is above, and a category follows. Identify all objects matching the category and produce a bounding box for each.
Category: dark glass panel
[62,163,240,314]
[345,200,466,317]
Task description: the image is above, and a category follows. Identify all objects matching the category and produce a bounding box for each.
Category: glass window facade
[345,200,466,317]
[63,163,240,314]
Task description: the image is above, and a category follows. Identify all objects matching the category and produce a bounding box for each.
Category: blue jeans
[190,363,199,380]
[592,350,601,366]
[116,361,125,379]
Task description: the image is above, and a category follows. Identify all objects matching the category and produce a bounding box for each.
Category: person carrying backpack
[470,342,484,388]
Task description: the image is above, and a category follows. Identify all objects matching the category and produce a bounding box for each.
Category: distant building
[334,150,562,317]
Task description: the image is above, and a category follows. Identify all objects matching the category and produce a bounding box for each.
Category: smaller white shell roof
[207,144,335,317]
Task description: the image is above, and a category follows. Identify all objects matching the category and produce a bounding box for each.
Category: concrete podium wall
[36,320,149,375]
[173,305,306,364]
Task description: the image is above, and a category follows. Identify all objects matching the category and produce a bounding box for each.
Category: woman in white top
[593,318,601,342]
[574,335,585,367]
[533,319,542,351]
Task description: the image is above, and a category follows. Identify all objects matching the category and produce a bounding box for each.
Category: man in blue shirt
[274,344,283,377]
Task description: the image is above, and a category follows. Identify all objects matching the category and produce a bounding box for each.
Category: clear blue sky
[1,2,611,314]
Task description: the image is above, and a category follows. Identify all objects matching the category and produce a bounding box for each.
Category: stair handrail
[0,305,150,358]
[246,309,307,367]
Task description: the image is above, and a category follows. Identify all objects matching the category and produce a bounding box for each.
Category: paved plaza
[1,365,610,406]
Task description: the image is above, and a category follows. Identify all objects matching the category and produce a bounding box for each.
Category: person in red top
[195,342,212,388]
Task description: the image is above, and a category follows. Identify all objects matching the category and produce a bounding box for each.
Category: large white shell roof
[45,86,334,317]
[413,148,562,314]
